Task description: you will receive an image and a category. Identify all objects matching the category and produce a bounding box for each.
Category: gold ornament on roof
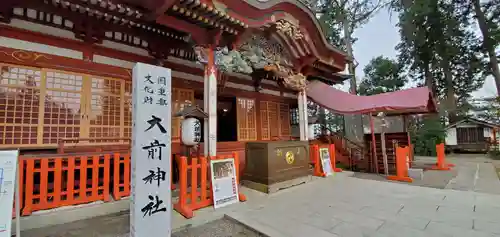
[275,19,304,40]
[264,63,307,91]
[283,73,307,91]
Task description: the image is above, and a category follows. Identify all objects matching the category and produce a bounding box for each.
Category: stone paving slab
[20,173,500,237]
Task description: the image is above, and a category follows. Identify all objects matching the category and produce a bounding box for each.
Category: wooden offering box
[242,141,311,193]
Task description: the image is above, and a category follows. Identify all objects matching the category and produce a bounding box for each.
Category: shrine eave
[120,0,349,72]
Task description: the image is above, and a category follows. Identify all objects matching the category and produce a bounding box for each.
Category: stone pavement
[444,155,500,195]
[21,173,500,237]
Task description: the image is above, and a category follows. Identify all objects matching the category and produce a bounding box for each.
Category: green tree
[358,56,406,95]
[392,0,486,122]
[474,97,500,124]
[305,0,387,94]
[392,0,439,94]
[303,0,388,143]
[410,116,446,156]
[467,0,500,95]
[391,0,488,154]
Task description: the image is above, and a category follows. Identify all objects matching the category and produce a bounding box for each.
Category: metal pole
[404,116,413,167]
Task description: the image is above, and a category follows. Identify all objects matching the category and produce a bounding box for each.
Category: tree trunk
[319,107,327,135]
[472,0,500,96]
[442,59,457,122]
[342,13,356,94]
[424,63,436,95]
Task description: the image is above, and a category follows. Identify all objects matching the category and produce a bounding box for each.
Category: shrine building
[0,0,443,227]
[0,0,350,165]
[0,0,357,220]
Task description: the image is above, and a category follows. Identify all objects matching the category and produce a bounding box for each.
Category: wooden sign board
[210,158,239,209]
[319,148,333,176]
[0,150,19,237]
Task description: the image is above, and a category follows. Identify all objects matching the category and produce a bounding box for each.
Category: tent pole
[404,116,413,167]
[370,114,378,174]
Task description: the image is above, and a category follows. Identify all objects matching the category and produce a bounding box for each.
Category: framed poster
[319,148,333,176]
[0,150,19,237]
[210,158,239,209]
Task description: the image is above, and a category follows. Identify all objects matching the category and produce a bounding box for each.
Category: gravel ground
[21,211,264,237]
[172,218,265,237]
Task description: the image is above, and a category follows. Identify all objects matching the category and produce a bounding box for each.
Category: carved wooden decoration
[263,63,307,91]
[0,50,51,63]
[275,19,304,40]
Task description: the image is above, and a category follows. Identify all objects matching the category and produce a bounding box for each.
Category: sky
[345,9,497,100]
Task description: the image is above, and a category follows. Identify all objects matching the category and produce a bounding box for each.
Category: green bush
[411,116,446,156]
[488,150,500,160]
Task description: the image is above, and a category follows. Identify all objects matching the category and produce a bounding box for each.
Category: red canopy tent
[306,80,437,116]
[306,80,438,174]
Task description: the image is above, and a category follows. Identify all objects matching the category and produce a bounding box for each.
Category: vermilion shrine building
[0,0,438,221]
[0,0,353,218]
[0,0,349,157]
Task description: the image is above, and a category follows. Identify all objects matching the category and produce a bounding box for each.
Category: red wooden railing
[174,152,246,219]
[22,154,111,215]
[14,149,247,218]
[309,144,343,177]
[318,133,366,170]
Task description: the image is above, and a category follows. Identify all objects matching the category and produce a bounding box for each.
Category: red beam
[156,15,208,44]
[146,0,179,20]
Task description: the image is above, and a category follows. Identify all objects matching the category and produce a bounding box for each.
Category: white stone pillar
[203,47,217,156]
[298,90,309,141]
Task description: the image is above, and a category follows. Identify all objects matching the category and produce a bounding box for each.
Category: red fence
[15,150,246,218]
[112,153,131,201]
[309,144,343,177]
[21,154,111,215]
[174,152,246,219]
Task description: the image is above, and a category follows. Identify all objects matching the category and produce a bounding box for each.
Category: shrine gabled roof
[120,0,349,73]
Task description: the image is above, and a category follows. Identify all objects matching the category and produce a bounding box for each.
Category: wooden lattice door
[42,69,86,145]
[86,76,124,143]
[237,98,257,141]
[0,64,133,149]
[0,64,43,146]
[0,64,197,149]
[123,81,132,139]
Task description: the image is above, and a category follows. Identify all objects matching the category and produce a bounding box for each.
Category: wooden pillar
[298,90,309,141]
[370,114,378,174]
[380,118,388,175]
[404,115,413,166]
[494,128,498,151]
[204,46,217,156]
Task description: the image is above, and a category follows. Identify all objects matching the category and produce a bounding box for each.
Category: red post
[328,144,343,172]
[233,152,247,202]
[430,143,454,170]
[174,156,193,218]
[387,146,413,183]
[311,145,325,177]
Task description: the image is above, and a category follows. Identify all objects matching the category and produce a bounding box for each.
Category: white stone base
[408,168,424,180]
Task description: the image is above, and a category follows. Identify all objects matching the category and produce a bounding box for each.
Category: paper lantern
[181,117,202,146]
[308,124,316,140]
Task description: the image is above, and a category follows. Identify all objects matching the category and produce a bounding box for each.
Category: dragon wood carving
[275,19,304,40]
[264,63,307,91]
[193,35,306,91]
